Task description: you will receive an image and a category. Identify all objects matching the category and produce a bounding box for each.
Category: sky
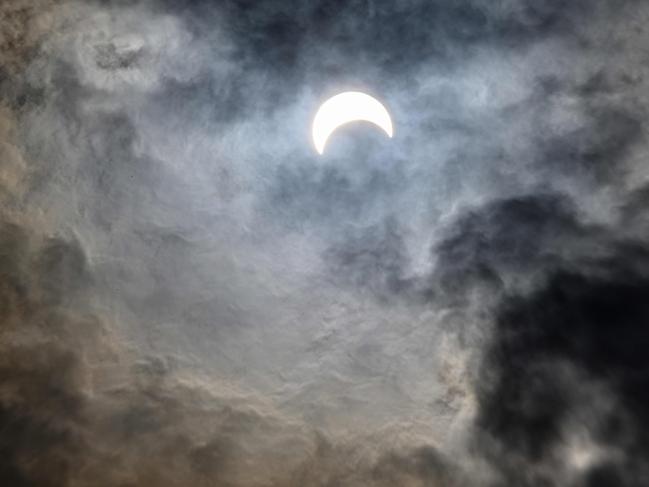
[1,0,649,485]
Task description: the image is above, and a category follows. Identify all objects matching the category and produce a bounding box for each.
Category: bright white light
[312,91,393,154]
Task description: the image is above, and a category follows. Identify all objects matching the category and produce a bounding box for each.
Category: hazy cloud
[2,0,649,485]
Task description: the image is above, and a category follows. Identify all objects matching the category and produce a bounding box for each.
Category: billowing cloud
[2,0,649,485]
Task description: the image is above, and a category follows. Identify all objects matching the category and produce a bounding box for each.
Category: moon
[312,91,393,155]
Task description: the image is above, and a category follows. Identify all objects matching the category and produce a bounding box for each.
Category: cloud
[55,2,215,93]
[0,0,58,75]
[2,0,649,485]
[476,254,649,485]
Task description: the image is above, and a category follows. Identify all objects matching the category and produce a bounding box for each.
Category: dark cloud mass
[2,0,649,485]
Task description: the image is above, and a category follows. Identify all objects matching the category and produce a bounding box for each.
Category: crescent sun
[312,91,393,155]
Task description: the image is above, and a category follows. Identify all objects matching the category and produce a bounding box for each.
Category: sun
[312,91,393,154]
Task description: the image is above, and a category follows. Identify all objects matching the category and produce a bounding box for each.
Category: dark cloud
[0,1,58,75]
[477,258,649,486]
[432,194,583,290]
[0,220,97,486]
[420,191,649,484]
[178,0,597,76]
[326,188,649,484]
[2,0,649,485]
[537,103,643,183]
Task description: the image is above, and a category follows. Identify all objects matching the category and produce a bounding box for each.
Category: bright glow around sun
[312,91,393,154]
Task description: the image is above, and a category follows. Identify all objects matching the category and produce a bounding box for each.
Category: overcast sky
[2,1,649,485]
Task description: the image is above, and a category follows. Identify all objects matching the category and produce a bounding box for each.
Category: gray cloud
[2,0,649,485]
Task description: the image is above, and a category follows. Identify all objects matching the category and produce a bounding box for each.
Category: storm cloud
[2,0,649,485]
